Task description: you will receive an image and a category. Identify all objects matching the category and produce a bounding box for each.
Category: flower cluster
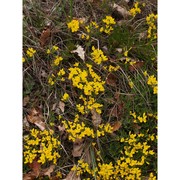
[67,19,80,32]
[68,62,105,114]
[26,47,36,57]
[81,21,99,40]
[129,2,141,17]
[46,45,59,54]
[62,114,112,142]
[147,75,158,94]
[91,46,108,65]
[62,114,95,142]
[100,16,116,34]
[71,159,92,176]
[146,13,157,39]
[61,93,69,102]
[23,128,61,164]
[53,55,63,66]
[48,73,56,86]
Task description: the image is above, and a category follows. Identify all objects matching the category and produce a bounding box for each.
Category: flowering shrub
[23,1,157,179]
[23,129,61,164]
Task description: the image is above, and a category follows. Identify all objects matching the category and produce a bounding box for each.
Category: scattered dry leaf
[23,116,30,129]
[129,61,144,72]
[72,138,84,157]
[41,70,48,78]
[111,3,130,18]
[29,160,41,177]
[65,170,81,180]
[111,121,122,132]
[58,124,65,133]
[106,73,117,87]
[58,124,66,137]
[109,103,124,118]
[43,165,55,178]
[27,108,45,131]
[40,27,51,47]
[23,172,36,180]
[83,148,91,165]
[23,96,30,106]
[71,45,85,61]
[115,48,123,53]
[59,101,65,113]
[91,108,102,128]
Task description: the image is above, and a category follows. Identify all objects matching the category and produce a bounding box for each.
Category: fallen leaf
[40,27,51,47]
[52,103,57,111]
[65,170,81,180]
[71,45,85,61]
[91,108,102,128]
[111,121,122,132]
[72,138,84,157]
[59,101,65,113]
[58,124,65,132]
[129,61,144,72]
[29,159,41,177]
[23,96,30,106]
[27,108,46,131]
[23,172,36,180]
[114,92,120,100]
[43,165,55,178]
[23,116,30,129]
[83,147,91,165]
[115,48,123,53]
[111,3,130,18]
[109,103,124,118]
[106,73,117,87]
[41,70,48,78]
[58,124,66,137]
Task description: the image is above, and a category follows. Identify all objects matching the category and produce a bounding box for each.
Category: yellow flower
[46,49,51,54]
[147,75,157,86]
[67,19,80,32]
[129,2,141,17]
[53,56,63,66]
[153,86,158,94]
[61,93,69,102]
[91,46,108,64]
[22,57,25,63]
[26,47,36,57]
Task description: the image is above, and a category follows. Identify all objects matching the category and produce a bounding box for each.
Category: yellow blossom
[67,19,80,32]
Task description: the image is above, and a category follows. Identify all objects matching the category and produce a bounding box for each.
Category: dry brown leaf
[59,101,65,113]
[109,103,124,118]
[23,96,30,106]
[40,27,51,47]
[129,61,144,72]
[112,3,130,18]
[58,124,65,133]
[41,70,48,78]
[43,165,55,178]
[71,45,85,61]
[27,108,45,131]
[23,172,36,180]
[23,116,30,129]
[72,138,84,157]
[65,170,81,180]
[106,73,117,87]
[83,148,91,165]
[111,121,122,132]
[29,160,41,177]
[91,108,102,128]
